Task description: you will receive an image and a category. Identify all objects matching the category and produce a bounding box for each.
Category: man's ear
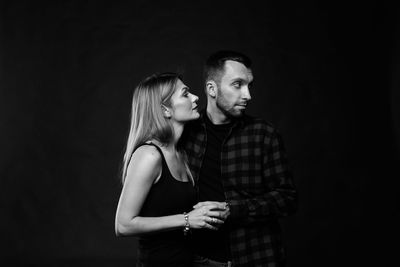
[206,80,217,98]
[161,105,171,118]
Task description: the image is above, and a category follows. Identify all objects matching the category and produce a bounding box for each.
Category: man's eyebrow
[231,78,250,83]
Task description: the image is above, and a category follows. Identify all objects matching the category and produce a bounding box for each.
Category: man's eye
[233,82,241,88]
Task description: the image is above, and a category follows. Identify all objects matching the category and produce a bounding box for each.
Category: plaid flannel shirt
[181,112,298,267]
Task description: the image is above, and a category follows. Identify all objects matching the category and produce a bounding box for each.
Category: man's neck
[206,106,231,125]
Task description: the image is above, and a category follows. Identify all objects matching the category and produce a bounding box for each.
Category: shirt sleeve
[228,129,298,224]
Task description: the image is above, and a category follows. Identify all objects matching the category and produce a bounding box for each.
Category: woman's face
[168,79,199,123]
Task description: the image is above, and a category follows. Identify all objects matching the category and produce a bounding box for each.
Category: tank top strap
[127,143,161,166]
[143,142,167,163]
[133,143,187,183]
[139,142,172,181]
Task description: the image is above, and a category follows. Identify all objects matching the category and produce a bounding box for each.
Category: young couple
[115,50,298,267]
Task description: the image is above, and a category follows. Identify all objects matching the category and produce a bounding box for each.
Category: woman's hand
[187,201,230,230]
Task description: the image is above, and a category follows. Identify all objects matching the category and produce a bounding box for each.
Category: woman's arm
[115,145,178,236]
[115,145,224,237]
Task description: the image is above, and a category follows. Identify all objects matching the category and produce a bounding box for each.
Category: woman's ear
[161,105,172,118]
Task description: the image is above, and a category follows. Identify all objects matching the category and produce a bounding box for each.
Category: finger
[195,202,228,211]
[203,217,221,228]
[207,211,224,219]
[224,210,230,218]
[193,201,213,209]
[210,217,224,225]
[209,210,230,220]
[210,202,229,210]
[207,202,229,211]
[220,209,230,217]
[205,222,218,231]
[205,216,222,224]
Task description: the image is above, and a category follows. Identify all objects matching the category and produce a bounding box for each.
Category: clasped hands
[187,201,230,230]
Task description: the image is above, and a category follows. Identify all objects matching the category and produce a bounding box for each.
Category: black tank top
[136,143,196,267]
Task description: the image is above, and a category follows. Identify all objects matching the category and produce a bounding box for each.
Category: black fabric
[1,2,398,266]
[137,143,197,267]
[197,114,233,203]
[193,115,233,262]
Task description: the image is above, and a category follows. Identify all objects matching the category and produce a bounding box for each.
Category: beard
[215,92,245,118]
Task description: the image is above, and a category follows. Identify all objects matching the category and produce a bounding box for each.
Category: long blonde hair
[121,73,193,184]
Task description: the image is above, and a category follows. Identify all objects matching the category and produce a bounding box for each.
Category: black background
[1,1,399,266]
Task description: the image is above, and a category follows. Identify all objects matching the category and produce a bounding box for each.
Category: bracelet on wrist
[183,212,190,235]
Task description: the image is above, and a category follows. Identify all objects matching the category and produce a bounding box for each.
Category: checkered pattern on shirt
[181,113,298,267]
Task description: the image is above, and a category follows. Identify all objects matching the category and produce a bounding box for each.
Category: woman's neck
[151,121,183,151]
[170,120,184,147]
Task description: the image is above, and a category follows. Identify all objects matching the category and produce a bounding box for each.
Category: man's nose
[242,86,251,100]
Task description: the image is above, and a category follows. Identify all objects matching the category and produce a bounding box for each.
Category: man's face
[215,60,253,118]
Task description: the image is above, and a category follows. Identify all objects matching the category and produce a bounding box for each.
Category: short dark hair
[204,50,252,85]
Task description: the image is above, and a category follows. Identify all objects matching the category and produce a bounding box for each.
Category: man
[181,50,298,267]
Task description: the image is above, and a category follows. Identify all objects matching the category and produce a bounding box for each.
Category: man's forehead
[223,60,253,80]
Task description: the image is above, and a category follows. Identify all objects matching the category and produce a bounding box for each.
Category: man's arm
[228,129,298,224]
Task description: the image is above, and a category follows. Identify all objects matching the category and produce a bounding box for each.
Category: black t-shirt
[193,115,233,262]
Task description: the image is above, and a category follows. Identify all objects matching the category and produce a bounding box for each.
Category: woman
[115,73,229,267]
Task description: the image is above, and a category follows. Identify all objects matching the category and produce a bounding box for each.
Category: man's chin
[228,109,245,118]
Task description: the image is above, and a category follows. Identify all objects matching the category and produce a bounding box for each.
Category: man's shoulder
[242,114,276,134]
